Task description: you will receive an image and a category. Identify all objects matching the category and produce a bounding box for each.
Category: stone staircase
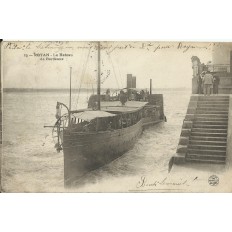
[172,95,230,166]
[186,96,229,164]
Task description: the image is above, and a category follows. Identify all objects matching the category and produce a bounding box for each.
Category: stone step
[187,153,226,160]
[198,96,229,100]
[189,140,227,146]
[197,103,229,107]
[191,95,228,99]
[188,148,226,155]
[193,124,228,129]
[198,98,229,101]
[191,128,227,133]
[190,135,227,142]
[198,97,229,100]
[196,110,228,114]
[195,114,228,119]
[196,107,229,111]
[188,144,227,151]
[191,132,227,137]
[193,120,228,125]
[194,117,228,121]
[199,94,229,96]
[186,154,226,162]
[197,107,229,111]
[198,103,229,107]
[198,101,229,105]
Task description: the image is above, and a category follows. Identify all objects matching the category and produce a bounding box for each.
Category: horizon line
[3,87,191,90]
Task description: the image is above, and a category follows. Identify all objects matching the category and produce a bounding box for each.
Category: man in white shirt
[202,71,213,96]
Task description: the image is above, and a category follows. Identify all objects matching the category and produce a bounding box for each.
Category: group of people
[128,89,150,101]
[104,88,150,105]
[197,71,220,96]
[118,89,150,105]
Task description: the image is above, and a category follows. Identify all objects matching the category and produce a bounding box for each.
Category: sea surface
[1,89,192,192]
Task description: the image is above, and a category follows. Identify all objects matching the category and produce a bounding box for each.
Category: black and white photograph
[2,1,232,232]
[1,41,232,192]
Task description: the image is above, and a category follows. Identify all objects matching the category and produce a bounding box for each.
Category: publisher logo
[208,175,219,186]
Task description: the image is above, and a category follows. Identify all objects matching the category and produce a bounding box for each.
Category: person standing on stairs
[197,74,203,94]
[202,71,214,96]
[213,75,220,95]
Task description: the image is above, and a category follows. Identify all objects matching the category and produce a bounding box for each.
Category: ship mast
[68,66,72,125]
[69,67,72,110]
[150,78,152,95]
[97,41,101,110]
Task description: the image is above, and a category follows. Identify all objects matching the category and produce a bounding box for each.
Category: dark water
[2,89,191,192]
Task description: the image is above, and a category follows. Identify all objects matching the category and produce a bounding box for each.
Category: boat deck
[71,101,149,114]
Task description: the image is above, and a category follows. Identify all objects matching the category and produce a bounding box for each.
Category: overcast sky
[2,41,213,89]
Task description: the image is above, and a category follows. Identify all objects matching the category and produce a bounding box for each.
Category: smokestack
[132,76,136,88]
[127,74,136,89]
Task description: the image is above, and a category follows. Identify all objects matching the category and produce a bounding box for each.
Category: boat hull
[63,120,144,187]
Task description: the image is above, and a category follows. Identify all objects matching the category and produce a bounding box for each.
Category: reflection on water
[2,89,191,192]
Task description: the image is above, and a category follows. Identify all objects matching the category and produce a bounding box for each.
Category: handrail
[206,64,230,72]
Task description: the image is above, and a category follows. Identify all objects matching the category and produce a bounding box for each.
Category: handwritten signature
[136,176,191,189]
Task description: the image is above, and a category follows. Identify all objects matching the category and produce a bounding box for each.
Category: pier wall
[226,96,232,167]
[170,96,198,165]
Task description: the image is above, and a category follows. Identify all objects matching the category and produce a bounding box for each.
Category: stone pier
[169,95,232,171]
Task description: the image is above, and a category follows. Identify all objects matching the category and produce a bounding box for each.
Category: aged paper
[1,41,232,192]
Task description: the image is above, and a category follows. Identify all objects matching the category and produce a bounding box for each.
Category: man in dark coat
[119,90,127,105]
[197,74,203,94]
[213,75,220,94]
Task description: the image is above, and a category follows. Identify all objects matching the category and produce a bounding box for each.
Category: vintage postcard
[1,41,232,192]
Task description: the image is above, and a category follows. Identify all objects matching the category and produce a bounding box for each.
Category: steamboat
[49,42,166,187]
